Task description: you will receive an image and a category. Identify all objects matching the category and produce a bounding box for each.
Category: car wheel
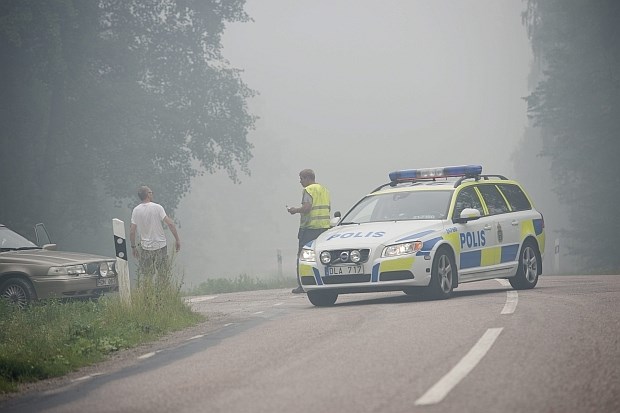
[307,291,338,307]
[426,247,455,299]
[509,240,540,290]
[0,277,36,308]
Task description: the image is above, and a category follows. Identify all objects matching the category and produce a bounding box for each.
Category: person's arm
[287,190,313,215]
[163,216,181,252]
[287,201,312,215]
[129,223,138,258]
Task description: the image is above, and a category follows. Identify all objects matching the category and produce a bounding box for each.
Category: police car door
[476,184,515,275]
[451,186,495,281]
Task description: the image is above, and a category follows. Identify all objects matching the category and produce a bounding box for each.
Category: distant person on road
[130,185,181,279]
[287,169,331,294]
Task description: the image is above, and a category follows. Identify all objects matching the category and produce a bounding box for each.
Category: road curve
[1,275,618,413]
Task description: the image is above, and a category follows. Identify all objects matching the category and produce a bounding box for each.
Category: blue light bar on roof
[389,165,482,182]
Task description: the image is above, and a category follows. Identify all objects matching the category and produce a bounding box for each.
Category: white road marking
[495,279,511,287]
[273,302,283,306]
[501,291,519,314]
[252,311,265,315]
[72,373,102,382]
[138,352,157,360]
[187,334,205,340]
[415,327,504,406]
[185,295,218,303]
[494,278,518,314]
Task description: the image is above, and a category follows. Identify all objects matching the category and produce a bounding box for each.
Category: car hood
[0,249,116,266]
[312,220,446,249]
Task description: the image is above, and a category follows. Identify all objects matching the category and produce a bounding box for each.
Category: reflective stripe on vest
[301,184,331,229]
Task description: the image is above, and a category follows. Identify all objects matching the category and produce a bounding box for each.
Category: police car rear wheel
[426,248,455,300]
[307,291,338,307]
[509,240,540,290]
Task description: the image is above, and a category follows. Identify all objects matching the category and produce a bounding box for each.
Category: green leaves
[0,0,255,247]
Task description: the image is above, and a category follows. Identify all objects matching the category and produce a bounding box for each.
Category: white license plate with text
[326,265,363,276]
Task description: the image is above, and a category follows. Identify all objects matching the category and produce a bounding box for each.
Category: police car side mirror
[330,211,342,227]
[454,208,481,224]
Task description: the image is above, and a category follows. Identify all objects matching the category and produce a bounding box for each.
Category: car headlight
[48,264,86,276]
[320,251,332,264]
[350,250,361,263]
[299,248,316,262]
[99,261,113,277]
[382,241,423,257]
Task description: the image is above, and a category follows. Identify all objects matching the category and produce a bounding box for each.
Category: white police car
[298,165,545,306]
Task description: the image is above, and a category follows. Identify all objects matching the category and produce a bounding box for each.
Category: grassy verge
[0,270,297,394]
[0,272,203,394]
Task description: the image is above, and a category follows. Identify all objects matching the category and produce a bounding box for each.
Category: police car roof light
[389,165,483,182]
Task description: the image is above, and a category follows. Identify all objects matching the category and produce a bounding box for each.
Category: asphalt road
[1,275,619,413]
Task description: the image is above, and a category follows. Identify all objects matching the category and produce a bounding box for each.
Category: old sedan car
[0,224,118,307]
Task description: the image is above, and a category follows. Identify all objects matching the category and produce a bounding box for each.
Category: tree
[522,0,620,273]
[0,0,255,249]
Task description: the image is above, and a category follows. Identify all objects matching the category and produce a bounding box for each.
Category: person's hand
[287,206,296,215]
[175,240,181,252]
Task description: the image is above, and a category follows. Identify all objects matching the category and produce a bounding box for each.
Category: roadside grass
[0,264,203,394]
[184,273,297,295]
[0,265,297,394]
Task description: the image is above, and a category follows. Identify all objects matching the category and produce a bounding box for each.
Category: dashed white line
[137,352,157,360]
[252,311,265,315]
[495,278,518,314]
[187,334,205,340]
[185,295,218,303]
[501,291,519,314]
[415,327,504,406]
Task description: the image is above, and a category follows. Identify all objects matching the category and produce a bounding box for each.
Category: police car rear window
[497,184,532,211]
[477,184,510,215]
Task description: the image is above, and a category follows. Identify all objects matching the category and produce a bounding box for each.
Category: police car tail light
[300,248,316,262]
[382,241,423,257]
[320,251,332,264]
[388,165,482,182]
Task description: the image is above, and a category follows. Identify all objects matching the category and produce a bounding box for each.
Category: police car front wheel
[307,291,338,307]
[426,247,455,300]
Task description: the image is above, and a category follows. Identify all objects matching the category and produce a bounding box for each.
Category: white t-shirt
[131,202,167,250]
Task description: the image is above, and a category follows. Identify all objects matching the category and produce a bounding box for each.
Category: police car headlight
[320,251,332,264]
[299,248,316,262]
[350,250,361,263]
[382,241,423,257]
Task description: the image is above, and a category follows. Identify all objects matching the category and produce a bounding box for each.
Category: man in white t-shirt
[129,186,181,276]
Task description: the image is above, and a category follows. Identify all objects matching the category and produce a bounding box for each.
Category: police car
[298,165,545,306]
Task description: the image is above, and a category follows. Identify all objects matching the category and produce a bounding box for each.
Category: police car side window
[477,184,509,215]
[497,184,532,211]
[453,187,484,219]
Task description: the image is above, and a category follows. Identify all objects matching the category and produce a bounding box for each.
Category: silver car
[0,224,118,307]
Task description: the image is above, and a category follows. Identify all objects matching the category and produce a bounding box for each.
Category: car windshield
[0,226,39,251]
[340,189,453,224]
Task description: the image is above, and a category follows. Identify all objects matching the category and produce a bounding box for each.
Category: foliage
[0,0,255,247]
[522,0,620,273]
[185,273,297,295]
[0,272,203,394]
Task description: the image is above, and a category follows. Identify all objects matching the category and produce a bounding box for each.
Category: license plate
[97,277,117,287]
[326,265,363,276]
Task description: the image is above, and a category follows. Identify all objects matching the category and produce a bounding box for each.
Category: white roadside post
[554,238,560,275]
[113,218,131,304]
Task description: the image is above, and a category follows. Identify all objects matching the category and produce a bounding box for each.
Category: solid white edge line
[415,327,504,406]
[501,291,519,315]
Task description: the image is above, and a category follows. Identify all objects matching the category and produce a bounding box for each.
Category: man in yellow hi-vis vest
[287,169,331,294]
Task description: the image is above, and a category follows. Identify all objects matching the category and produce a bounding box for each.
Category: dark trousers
[296,228,328,287]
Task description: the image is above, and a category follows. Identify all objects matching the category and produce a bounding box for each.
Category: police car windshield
[341,190,452,224]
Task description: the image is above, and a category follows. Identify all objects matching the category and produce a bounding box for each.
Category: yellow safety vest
[300,183,331,229]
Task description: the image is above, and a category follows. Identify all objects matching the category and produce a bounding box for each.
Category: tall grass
[0,260,204,394]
